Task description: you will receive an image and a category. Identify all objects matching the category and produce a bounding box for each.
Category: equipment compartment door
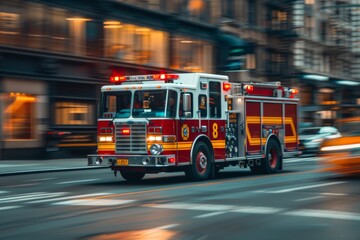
[245,101,262,154]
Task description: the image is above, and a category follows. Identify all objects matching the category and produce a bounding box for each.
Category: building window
[266,52,286,75]
[269,9,288,31]
[185,0,210,22]
[66,17,91,55]
[222,0,235,19]
[248,0,256,25]
[304,16,313,37]
[104,21,168,67]
[54,101,95,125]
[0,9,21,47]
[170,35,212,72]
[3,93,36,140]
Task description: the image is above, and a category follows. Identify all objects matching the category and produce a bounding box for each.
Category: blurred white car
[299,126,341,155]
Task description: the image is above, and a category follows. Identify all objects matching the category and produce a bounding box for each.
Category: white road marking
[0,192,67,203]
[149,203,284,215]
[53,198,136,206]
[154,224,179,230]
[284,209,360,221]
[0,206,21,211]
[0,190,8,194]
[147,202,360,221]
[29,193,111,203]
[284,157,318,163]
[294,196,325,202]
[321,192,347,196]
[56,179,99,185]
[255,181,346,194]
[0,164,40,168]
[232,206,282,214]
[149,203,234,211]
[195,212,227,218]
[29,178,55,182]
[7,183,37,188]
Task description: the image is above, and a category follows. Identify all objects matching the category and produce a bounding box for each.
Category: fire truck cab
[88,73,299,182]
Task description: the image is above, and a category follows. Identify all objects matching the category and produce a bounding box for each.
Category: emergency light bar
[110,74,179,84]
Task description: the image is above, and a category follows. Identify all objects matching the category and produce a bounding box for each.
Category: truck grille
[115,122,147,154]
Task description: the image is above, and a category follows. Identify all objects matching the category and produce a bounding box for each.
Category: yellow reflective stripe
[98,143,115,150]
[246,116,298,145]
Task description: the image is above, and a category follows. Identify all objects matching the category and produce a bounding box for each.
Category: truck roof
[102,73,229,91]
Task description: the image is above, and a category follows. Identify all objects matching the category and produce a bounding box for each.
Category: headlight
[150,144,163,155]
[99,136,113,142]
[148,135,162,141]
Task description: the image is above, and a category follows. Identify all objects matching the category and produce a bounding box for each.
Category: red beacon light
[223,82,231,91]
[153,74,179,82]
[244,84,254,93]
[288,88,299,98]
[110,75,126,84]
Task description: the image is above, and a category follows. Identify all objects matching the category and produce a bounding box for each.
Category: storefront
[0,78,48,159]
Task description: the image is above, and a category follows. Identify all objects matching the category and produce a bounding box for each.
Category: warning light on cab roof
[109,74,179,84]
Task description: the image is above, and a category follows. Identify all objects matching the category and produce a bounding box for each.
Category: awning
[218,33,253,54]
[219,34,249,47]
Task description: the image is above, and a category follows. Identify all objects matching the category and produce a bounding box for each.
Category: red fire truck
[88,73,299,181]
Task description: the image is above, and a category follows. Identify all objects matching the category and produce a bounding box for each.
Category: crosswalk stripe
[284,209,360,221]
[0,206,21,211]
[149,203,284,214]
[0,192,67,203]
[29,193,111,204]
[53,198,136,206]
[147,202,360,221]
[56,179,99,185]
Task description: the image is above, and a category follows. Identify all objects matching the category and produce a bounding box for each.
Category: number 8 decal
[212,123,218,139]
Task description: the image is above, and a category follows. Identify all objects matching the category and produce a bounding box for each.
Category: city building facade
[0,0,359,159]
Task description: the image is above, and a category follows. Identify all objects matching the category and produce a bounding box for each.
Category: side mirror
[182,93,192,117]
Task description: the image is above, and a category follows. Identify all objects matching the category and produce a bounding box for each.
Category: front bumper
[88,154,176,167]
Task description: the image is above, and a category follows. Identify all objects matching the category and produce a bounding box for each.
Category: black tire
[262,138,281,174]
[120,170,145,182]
[185,142,213,181]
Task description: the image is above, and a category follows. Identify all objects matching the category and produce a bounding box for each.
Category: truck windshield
[100,90,177,119]
[133,90,177,118]
[101,91,132,118]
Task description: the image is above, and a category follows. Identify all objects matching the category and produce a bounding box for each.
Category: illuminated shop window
[104,21,168,67]
[171,35,212,72]
[3,93,35,140]
[55,102,95,125]
[66,17,92,55]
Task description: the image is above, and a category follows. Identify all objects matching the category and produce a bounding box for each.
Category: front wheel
[120,170,145,182]
[185,142,213,181]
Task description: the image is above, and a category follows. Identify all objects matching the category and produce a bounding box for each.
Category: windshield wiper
[109,112,118,126]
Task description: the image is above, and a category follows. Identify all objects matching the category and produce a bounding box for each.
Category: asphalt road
[0,156,359,240]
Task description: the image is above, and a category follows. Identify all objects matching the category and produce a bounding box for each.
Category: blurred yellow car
[320,135,360,176]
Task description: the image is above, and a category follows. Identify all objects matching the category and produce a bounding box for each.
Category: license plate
[116,159,129,166]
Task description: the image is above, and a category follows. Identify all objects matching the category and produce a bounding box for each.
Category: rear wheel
[120,170,145,182]
[185,142,212,181]
[262,139,281,174]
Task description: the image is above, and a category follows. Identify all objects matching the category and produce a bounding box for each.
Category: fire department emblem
[181,124,190,141]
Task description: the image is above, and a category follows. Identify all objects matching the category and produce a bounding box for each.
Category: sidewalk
[0,158,106,176]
